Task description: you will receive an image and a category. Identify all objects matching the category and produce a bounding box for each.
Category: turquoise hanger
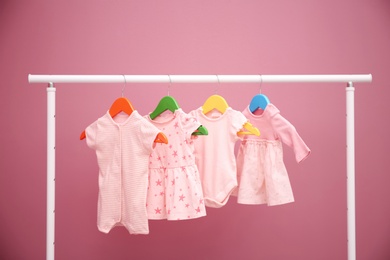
[249,75,270,113]
[249,94,270,112]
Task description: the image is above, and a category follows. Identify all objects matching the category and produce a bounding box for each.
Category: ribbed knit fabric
[86,111,160,234]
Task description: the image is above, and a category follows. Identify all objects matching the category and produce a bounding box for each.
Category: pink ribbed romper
[85,111,160,234]
[189,107,248,208]
[145,109,206,220]
[236,104,311,206]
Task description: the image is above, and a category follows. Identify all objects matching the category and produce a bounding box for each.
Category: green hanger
[150,95,208,135]
[192,125,208,135]
[150,96,179,120]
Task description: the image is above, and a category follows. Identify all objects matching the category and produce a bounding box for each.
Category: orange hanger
[108,96,135,118]
[154,132,168,144]
[80,97,168,144]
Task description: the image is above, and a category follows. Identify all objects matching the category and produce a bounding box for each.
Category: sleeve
[85,120,98,150]
[231,110,249,140]
[271,114,311,163]
[179,111,202,140]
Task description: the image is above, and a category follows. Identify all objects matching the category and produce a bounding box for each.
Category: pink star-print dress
[145,109,206,220]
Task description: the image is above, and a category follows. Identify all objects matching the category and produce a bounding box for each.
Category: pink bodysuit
[236,104,310,206]
[85,111,160,234]
[145,109,206,220]
[190,107,248,208]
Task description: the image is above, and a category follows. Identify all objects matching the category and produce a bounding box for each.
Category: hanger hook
[167,75,172,96]
[122,75,126,97]
[215,75,220,94]
[259,74,263,94]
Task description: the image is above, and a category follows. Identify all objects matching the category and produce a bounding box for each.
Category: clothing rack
[28,74,373,260]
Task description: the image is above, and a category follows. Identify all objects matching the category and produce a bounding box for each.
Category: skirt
[236,139,294,206]
[146,164,206,220]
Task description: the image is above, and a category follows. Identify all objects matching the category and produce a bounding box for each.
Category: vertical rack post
[47,83,56,260]
[346,82,356,260]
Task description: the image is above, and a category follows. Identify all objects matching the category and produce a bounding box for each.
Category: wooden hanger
[80,97,168,144]
[249,94,270,113]
[237,93,268,136]
[154,132,169,144]
[202,94,260,136]
[202,94,229,114]
[109,96,135,117]
[149,96,179,120]
[150,95,207,135]
[192,125,208,135]
[237,122,260,136]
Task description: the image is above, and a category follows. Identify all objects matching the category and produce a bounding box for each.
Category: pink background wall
[0,1,389,259]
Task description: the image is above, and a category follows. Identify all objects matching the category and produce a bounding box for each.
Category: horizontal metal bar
[28,74,372,84]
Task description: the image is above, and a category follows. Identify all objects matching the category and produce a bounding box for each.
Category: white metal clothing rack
[28,74,372,260]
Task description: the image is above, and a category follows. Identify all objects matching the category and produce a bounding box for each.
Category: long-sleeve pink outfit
[236,104,310,206]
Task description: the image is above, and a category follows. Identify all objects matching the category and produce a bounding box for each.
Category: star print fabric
[145,109,206,220]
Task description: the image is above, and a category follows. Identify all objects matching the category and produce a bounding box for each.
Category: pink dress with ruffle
[236,104,310,206]
[145,109,206,220]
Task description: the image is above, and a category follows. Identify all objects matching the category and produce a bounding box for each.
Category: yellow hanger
[237,122,260,136]
[202,94,260,136]
[202,94,229,114]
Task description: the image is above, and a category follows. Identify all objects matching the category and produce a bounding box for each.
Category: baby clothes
[145,109,206,220]
[85,111,160,234]
[236,104,310,206]
[189,107,248,208]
